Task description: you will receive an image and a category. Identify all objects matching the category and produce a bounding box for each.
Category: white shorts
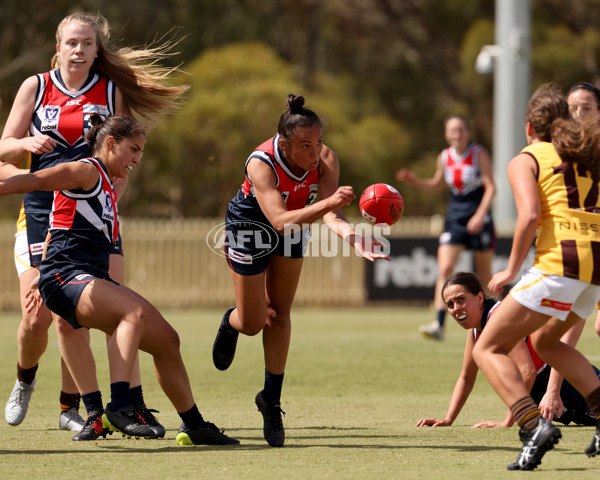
[14,231,33,278]
[510,267,600,321]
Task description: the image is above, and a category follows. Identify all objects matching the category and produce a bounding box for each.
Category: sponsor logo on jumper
[558,220,600,232]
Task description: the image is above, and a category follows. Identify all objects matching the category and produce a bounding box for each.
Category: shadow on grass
[0,425,532,455]
[2,425,595,465]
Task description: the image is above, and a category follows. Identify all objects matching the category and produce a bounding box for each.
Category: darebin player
[214,94,389,447]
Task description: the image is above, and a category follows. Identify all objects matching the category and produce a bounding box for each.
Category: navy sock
[178,404,205,429]
[222,307,237,333]
[436,310,446,328]
[263,369,284,405]
[130,385,144,408]
[109,381,131,412]
[81,391,103,416]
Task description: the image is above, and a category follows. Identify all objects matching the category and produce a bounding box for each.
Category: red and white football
[359,183,404,226]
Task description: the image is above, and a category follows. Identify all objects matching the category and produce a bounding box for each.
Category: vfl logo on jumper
[206,221,279,262]
[83,105,110,130]
[102,192,115,222]
[40,106,60,131]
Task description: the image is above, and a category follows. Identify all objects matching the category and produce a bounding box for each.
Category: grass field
[0,306,599,479]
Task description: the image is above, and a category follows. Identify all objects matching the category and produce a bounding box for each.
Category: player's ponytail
[277,93,321,140]
[84,114,106,153]
[85,114,146,154]
[525,83,570,142]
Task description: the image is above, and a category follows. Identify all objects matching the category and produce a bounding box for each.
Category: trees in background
[1,0,600,217]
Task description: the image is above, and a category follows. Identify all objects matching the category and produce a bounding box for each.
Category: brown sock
[60,391,81,412]
[17,363,38,386]
[584,386,600,422]
[510,396,541,431]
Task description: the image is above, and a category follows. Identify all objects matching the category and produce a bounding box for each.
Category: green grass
[0,307,599,479]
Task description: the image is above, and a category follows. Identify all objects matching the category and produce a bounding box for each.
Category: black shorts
[439,216,496,251]
[224,219,310,276]
[38,267,118,329]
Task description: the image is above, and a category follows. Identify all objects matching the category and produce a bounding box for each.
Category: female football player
[212,94,389,447]
[0,114,238,446]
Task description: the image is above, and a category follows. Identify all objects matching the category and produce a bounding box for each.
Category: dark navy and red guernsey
[230,134,320,223]
[441,143,486,224]
[46,157,118,278]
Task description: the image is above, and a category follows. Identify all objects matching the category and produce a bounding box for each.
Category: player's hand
[329,186,355,209]
[539,392,564,422]
[24,272,43,315]
[24,135,56,155]
[488,270,515,293]
[472,420,509,428]
[415,418,451,427]
[352,235,390,262]
[395,169,415,183]
[466,214,484,235]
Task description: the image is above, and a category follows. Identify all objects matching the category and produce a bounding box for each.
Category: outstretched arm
[0,161,99,197]
[416,333,479,427]
[319,147,389,261]
[396,153,446,191]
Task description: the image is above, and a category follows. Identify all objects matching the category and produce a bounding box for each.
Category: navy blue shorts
[38,268,118,329]
[26,210,123,263]
[439,216,496,251]
[223,219,309,276]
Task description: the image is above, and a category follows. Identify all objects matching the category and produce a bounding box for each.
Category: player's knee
[20,304,53,331]
[19,315,51,336]
[127,303,149,331]
[236,309,267,336]
[265,307,291,329]
[240,322,263,336]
